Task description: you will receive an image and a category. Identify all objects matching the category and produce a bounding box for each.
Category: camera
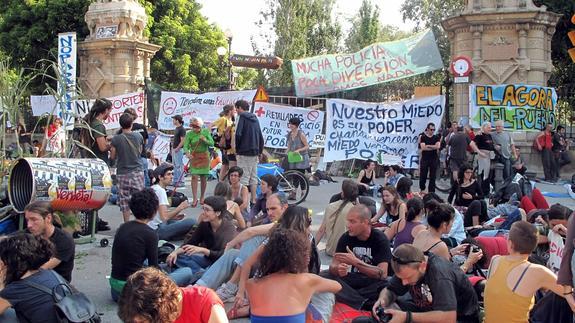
[376,306,393,323]
[467,244,480,255]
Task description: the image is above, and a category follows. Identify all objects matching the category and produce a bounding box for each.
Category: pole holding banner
[57,32,77,130]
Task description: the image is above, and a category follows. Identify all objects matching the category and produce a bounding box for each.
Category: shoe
[216,282,238,303]
[191,199,199,208]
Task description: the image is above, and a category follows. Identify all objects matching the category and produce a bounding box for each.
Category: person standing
[491,120,516,180]
[212,104,237,181]
[119,108,149,186]
[42,117,66,157]
[171,115,187,187]
[418,123,442,193]
[535,122,556,182]
[24,201,75,282]
[286,117,310,200]
[474,122,495,195]
[447,125,481,203]
[80,98,113,165]
[184,117,214,207]
[111,113,145,222]
[234,100,264,205]
[553,125,571,180]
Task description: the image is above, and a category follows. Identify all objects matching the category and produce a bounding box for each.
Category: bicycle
[257,163,309,205]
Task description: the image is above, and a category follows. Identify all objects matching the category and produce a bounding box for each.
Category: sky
[196,0,416,56]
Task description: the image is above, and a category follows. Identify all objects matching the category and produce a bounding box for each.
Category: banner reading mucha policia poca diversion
[291,29,443,97]
[325,96,445,169]
[469,84,557,131]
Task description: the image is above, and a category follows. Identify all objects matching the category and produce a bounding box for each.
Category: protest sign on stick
[325,96,445,168]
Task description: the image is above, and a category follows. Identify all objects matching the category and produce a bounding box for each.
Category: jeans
[541,149,555,181]
[172,149,184,186]
[157,218,196,241]
[196,235,265,289]
[196,249,240,289]
[501,157,511,181]
[0,308,18,322]
[141,157,150,187]
[176,254,213,275]
[419,157,438,192]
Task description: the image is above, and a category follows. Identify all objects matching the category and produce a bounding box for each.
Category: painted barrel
[9,158,112,212]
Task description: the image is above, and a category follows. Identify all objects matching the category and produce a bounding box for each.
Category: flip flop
[191,199,199,208]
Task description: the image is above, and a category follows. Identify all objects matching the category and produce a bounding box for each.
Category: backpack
[166,190,187,207]
[22,270,101,323]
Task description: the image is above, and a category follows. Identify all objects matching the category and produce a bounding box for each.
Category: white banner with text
[325,96,445,168]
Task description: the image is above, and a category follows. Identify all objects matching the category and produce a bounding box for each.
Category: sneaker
[216,282,238,303]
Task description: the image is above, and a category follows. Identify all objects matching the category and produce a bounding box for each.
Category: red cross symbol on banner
[255,106,266,117]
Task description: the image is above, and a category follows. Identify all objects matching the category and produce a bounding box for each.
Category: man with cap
[149,163,196,240]
[171,115,187,187]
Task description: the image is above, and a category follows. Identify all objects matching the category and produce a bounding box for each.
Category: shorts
[236,155,259,186]
[449,158,465,172]
[117,171,145,212]
[222,153,236,165]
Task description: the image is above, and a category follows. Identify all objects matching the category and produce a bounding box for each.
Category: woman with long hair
[474,122,495,195]
[79,98,113,163]
[384,197,425,248]
[212,104,237,181]
[357,159,377,196]
[285,117,310,200]
[315,179,359,256]
[214,181,246,230]
[166,196,236,275]
[245,229,341,322]
[184,117,214,207]
[455,164,488,230]
[0,233,61,322]
[372,185,407,225]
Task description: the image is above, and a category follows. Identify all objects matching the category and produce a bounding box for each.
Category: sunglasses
[391,252,422,265]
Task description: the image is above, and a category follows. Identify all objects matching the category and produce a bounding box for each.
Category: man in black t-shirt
[373,244,479,323]
[322,204,392,310]
[418,123,442,193]
[24,201,75,282]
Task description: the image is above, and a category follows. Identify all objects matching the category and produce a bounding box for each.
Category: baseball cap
[154,163,174,179]
[172,115,183,124]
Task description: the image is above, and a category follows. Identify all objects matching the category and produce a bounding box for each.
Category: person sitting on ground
[315,179,359,256]
[214,181,247,230]
[322,204,392,310]
[0,233,66,323]
[24,201,75,282]
[247,174,279,226]
[454,164,489,232]
[423,193,466,246]
[382,165,405,188]
[372,244,481,323]
[385,197,426,248]
[357,159,378,196]
[247,229,341,323]
[118,267,228,323]
[196,194,288,300]
[167,196,236,277]
[484,221,575,322]
[230,206,322,320]
[228,166,251,218]
[413,201,482,272]
[396,176,416,202]
[110,188,192,301]
[148,163,196,241]
[329,185,377,217]
[372,185,407,226]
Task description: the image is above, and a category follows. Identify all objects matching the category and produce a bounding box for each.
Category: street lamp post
[217,29,234,90]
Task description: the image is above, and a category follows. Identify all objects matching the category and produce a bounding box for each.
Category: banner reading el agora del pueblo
[469,84,557,131]
[291,29,444,97]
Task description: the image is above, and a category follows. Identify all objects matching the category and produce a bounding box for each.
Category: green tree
[345,0,381,52]
[255,0,342,87]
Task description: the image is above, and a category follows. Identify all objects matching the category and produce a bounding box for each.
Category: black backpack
[22,270,101,323]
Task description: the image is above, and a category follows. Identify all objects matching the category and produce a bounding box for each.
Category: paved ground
[70,175,575,323]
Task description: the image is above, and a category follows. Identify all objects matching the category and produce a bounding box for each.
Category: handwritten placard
[469,84,557,131]
[291,29,443,97]
[325,96,445,168]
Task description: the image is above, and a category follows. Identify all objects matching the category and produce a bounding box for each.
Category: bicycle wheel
[277,170,309,205]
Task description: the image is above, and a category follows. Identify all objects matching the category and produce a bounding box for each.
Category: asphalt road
[71,176,575,323]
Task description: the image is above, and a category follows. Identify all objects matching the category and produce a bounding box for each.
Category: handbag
[22,270,101,323]
[287,151,304,163]
[189,137,210,169]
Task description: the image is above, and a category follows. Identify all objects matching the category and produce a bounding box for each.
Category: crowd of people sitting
[1,99,575,323]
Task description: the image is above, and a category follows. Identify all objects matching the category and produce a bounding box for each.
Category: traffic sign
[253,86,269,102]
